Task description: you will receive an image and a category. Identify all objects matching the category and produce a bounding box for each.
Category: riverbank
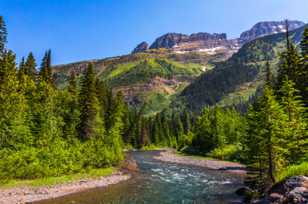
[154,149,247,175]
[0,170,131,204]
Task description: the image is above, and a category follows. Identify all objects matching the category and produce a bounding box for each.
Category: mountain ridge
[132,20,304,55]
[52,20,306,115]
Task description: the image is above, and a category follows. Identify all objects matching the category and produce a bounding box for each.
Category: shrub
[207,144,240,161]
[276,162,308,182]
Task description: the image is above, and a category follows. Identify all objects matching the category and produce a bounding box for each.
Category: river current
[35,151,245,204]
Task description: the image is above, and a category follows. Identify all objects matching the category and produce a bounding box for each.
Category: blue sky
[1,0,307,65]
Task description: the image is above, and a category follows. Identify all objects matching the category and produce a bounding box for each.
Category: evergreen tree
[258,86,289,183]
[39,50,52,84]
[24,52,37,80]
[265,61,273,87]
[299,27,308,104]
[61,72,80,141]
[78,63,104,140]
[17,57,26,79]
[300,27,308,56]
[0,16,7,56]
[0,51,32,149]
[280,79,307,163]
[276,22,302,96]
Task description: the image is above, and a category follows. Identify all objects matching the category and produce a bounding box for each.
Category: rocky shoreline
[154,150,247,175]
[0,171,131,204]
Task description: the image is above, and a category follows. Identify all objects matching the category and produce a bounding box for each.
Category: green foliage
[39,49,53,84]
[181,25,306,111]
[78,64,105,140]
[276,162,308,182]
[241,28,308,187]
[207,144,240,161]
[0,167,114,187]
[192,107,245,154]
[102,58,202,87]
[0,23,126,181]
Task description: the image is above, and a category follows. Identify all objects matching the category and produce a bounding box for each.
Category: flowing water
[35,151,245,204]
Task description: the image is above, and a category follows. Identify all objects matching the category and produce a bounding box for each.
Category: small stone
[269,192,284,202]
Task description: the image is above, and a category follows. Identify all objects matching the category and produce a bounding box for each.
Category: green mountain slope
[53,51,224,115]
[179,25,307,111]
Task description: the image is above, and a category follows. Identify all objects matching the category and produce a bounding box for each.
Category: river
[35,151,245,204]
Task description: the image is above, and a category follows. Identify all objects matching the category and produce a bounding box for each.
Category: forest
[0,14,307,193]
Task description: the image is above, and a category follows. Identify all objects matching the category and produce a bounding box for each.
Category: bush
[207,144,240,161]
[276,162,308,182]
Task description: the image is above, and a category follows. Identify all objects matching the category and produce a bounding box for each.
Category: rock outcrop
[133,20,305,55]
[253,176,308,204]
[132,41,149,53]
[239,20,305,44]
[147,32,239,55]
[149,33,189,49]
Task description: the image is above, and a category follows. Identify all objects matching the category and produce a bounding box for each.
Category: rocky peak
[132,41,149,54]
[148,32,232,52]
[189,32,227,41]
[149,33,189,49]
[239,20,305,44]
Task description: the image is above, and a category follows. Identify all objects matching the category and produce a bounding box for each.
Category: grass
[105,62,138,79]
[207,145,240,161]
[141,145,166,151]
[0,167,115,189]
[276,162,308,182]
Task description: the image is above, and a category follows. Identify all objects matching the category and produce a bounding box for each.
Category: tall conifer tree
[0,16,7,57]
[78,63,104,140]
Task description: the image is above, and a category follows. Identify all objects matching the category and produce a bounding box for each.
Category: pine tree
[265,61,273,87]
[61,72,80,141]
[299,27,308,104]
[300,27,308,56]
[24,52,37,80]
[0,51,32,149]
[276,22,302,96]
[258,86,289,184]
[78,63,104,140]
[243,103,264,166]
[39,50,52,84]
[280,79,307,163]
[0,16,7,57]
[17,57,26,79]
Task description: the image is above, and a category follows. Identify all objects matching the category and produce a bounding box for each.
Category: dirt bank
[154,150,246,175]
[0,172,131,204]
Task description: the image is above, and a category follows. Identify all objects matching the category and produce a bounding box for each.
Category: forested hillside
[180,25,307,111]
[53,51,222,115]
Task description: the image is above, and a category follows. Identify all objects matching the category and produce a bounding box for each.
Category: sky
[0,0,307,65]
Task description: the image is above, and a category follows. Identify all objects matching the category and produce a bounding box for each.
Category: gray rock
[132,41,149,53]
[239,20,305,44]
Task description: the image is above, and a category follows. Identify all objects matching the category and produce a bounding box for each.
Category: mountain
[53,20,305,115]
[53,52,220,115]
[132,20,304,57]
[179,25,307,111]
[132,41,149,53]
[132,32,239,57]
[239,20,305,44]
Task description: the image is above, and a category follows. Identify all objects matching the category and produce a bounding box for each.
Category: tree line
[129,24,308,190]
[0,16,127,180]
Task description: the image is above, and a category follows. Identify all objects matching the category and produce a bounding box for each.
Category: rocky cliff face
[148,32,235,51]
[132,20,305,56]
[149,33,189,49]
[132,41,149,53]
[239,20,305,44]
